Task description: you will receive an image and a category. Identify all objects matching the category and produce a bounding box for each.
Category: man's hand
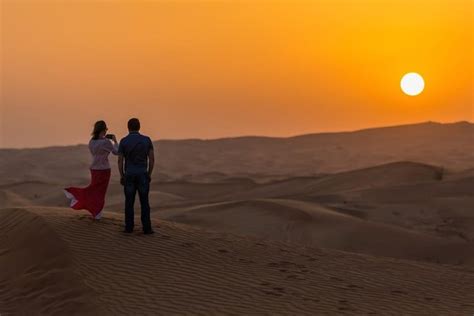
[147,174,152,183]
[120,176,126,186]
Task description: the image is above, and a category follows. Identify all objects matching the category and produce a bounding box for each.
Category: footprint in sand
[238,258,255,264]
[181,242,197,248]
[391,290,407,295]
[338,306,356,312]
[424,297,439,302]
[262,290,283,297]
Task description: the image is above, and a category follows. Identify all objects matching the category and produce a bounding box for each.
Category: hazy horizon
[0,120,470,150]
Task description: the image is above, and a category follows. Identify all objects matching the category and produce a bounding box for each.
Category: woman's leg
[89,169,111,219]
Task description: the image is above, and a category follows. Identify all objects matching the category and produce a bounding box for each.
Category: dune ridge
[0,208,101,315]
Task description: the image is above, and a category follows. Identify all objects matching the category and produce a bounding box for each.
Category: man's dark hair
[128,118,141,132]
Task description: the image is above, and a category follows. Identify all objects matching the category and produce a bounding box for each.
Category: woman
[64,120,119,219]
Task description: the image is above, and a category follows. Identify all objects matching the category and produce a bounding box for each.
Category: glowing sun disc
[401,72,424,96]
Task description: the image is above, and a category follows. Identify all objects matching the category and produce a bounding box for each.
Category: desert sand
[1,122,473,314]
[1,208,473,315]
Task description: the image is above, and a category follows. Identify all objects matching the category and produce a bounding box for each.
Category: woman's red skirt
[64,169,111,219]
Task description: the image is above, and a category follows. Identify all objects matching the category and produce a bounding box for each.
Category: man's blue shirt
[119,132,154,175]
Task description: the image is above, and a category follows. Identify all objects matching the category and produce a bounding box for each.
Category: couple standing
[64,118,155,234]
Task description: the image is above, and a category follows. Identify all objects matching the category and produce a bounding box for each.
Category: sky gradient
[1,0,472,148]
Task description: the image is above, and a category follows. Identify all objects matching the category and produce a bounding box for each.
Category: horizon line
[1,120,472,150]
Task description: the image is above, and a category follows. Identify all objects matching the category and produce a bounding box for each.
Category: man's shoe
[143,229,154,235]
[123,229,133,234]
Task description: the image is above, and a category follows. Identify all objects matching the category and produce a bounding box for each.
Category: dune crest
[0,209,101,315]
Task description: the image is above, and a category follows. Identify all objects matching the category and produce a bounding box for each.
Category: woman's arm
[104,137,119,155]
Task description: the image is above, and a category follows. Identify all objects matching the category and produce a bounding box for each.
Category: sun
[400,72,425,96]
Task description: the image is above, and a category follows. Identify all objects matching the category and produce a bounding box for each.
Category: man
[118,118,155,234]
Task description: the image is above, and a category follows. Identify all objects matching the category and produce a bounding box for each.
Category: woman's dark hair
[91,120,107,140]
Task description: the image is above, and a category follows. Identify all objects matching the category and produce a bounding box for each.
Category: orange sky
[1,0,472,148]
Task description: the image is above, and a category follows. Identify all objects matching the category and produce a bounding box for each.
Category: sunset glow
[1,0,472,148]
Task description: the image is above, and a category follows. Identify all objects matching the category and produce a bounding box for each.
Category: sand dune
[351,175,474,204]
[155,121,474,177]
[334,175,474,239]
[0,208,102,315]
[162,198,473,265]
[218,161,443,201]
[0,190,31,209]
[1,207,473,315]
[1,122,473,313]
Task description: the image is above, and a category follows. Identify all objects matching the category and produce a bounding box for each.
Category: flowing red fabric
[64,169,111,218]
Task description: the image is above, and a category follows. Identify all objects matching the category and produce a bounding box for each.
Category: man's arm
[118,140,125,184]
[148,149,155,178]
[118,155,125,185]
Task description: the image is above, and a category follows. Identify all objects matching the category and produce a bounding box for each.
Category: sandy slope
[162,198,474,265]
[0,208,102,315]
[1,207,473,315]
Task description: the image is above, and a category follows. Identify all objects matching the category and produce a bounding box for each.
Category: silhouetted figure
[118,118,155,234]
[64,120,119,219]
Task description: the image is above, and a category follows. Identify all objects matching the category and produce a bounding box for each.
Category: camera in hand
[106,134,115,140]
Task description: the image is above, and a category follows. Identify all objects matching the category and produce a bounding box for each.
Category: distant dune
[218,161,444,201]
[0,121,472,184]
[1,208,473,315]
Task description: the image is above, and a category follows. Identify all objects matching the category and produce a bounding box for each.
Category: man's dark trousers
[124,173,152,232]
